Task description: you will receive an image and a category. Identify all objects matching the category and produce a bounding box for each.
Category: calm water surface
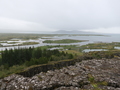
[0,34,120,51]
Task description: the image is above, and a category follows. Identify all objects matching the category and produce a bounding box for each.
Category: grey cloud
[0,0,120,33]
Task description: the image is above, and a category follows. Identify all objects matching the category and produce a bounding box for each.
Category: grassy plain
[43,39,87,43]
[80,42,120,50]
[21,42,39,45]
[0,33,104,41]
[0,33,67,41]
[0,65,26,78]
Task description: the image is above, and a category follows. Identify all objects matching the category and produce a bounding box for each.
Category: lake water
[0,34,120,51]
[114,47,120,49]
[82,49,108,52]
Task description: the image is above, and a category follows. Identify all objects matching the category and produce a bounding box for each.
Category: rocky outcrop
[16,55,93,77]
[16,50,120,78]
[0,58,120,90]
[16,59,79,77]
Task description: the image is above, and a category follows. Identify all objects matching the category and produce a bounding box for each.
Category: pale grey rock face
[0,59,120,90]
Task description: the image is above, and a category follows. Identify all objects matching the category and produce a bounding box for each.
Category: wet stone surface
[0,58,120,90]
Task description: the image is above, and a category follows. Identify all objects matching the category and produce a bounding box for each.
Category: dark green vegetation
[0,47,73,78]
[43,39,87,43]
[21,42,39,45]
[0,47,73,67]
[80,42,120,50]
[7,42,39,45]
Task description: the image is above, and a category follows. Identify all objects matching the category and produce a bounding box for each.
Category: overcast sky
[0,0,120,33]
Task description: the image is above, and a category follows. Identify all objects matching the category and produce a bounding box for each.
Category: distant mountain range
[52,30,95,34]
[0,30,98,34]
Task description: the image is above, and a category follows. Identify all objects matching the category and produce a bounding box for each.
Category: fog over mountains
[0,0,120,34]
[0,30,95,34]
[52,30,95,34]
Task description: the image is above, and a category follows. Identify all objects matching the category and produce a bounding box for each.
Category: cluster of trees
[0,47,73,68]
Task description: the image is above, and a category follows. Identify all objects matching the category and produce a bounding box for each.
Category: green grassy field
[43,39,88,43]
[0,33,67,41]
[80,42,120,50]
[21,42,39,45]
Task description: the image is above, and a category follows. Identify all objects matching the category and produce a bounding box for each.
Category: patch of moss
[37,75,42,81]
[88,74,95,83]
[88,74,108,90]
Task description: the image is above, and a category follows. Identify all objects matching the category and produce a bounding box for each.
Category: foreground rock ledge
[0,59,120,90]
